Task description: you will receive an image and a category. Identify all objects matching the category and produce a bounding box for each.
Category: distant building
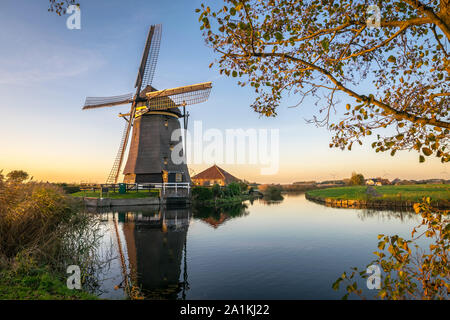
[191,165,241,186]
[424,179,444,184]
[366,178,390,186]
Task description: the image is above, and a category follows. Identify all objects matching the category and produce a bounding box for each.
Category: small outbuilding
[191,165,240,186]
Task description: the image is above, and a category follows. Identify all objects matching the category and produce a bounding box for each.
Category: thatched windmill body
[82,25,212,184]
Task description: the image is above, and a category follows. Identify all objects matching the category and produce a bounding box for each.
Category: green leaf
[387,55,397,63]
[332,278,342,290]
[275,32,283,41]
[422,147,432,156]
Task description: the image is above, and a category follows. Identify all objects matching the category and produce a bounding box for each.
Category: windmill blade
[106,104,137,184]
[83,93,134,110]
[106,121,130,184]
[144,82,212,111]
[135,24,162,91]
[108,26,162,180]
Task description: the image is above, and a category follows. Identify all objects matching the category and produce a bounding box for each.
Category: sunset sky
[0,0,447,184]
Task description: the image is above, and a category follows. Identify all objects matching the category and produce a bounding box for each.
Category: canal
[87,193,422,299]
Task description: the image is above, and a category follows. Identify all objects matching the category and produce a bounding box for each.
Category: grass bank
[0,265,97,300]
[306,184,450,207]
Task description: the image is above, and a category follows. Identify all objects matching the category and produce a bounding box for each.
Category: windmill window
[169,144,174,151]
[175,173,182,182]
[163,157,168,165]
[164,120,168,127]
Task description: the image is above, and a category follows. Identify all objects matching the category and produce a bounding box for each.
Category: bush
[263,185,284,201]
[349,172,365,186]
[0,180,81,260]
[212,184,222,198]
[0,172,102,295]
[238,181,248,192]
[192,187,213,201]
[226,182,241,197]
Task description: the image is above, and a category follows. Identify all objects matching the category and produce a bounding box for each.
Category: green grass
[0,268,98,300]
[198,195,253,207]
[306,184,450,202]
[71,190,159,199]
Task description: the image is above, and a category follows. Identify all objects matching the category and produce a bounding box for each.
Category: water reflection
[121,205,190,299]
[90,193,423,300]
[193,203,249,228]
[258,199,284,206]
[357,208,417,222]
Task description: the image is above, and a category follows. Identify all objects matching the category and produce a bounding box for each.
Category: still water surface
[91,193,420,299]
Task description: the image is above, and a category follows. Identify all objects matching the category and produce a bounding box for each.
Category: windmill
[82,25,212,184]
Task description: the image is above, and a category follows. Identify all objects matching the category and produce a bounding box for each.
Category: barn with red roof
[191,165,240,186]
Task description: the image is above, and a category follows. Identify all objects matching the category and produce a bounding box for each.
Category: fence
[80,182,191,197]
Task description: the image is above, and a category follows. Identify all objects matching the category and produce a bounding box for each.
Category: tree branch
[330,22,410,61]
[403,0,450,40]
[251,51,450,129]
[431,25,449,57]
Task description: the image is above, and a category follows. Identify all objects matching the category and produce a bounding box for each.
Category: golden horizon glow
[2,149,446,185]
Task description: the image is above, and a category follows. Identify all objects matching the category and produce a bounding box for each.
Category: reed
[0,172,103,298]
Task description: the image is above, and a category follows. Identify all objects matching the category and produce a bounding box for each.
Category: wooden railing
[81,182,190,196]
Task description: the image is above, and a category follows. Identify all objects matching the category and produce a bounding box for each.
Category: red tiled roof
[202,213,229,228]
[191,165,240,183]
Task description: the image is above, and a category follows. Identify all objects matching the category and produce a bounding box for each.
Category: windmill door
[168,172,183,183]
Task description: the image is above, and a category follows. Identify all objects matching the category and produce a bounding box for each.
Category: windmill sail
[143,82,212,112]
[106,121,130,184]
[83,93,134,110]
[135,24,162,91]
[106,24,162,184]
[81,24,213,186]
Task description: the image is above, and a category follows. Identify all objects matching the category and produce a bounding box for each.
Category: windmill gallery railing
[80,182,191,198]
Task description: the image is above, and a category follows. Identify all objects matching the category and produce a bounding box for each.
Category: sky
[0,0,447,184]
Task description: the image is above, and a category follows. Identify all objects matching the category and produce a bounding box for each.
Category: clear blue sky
[0,0,447,183]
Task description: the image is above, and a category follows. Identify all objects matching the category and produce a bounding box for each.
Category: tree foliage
[227,182,242,196]
[263,185,284,200]
[6,170,29,183]
[48,0,79,15]
[333,199,449,299]
[212,183,222,198]
[349,172,365,185]
[192,186,214,201]
[197,0,450,162]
